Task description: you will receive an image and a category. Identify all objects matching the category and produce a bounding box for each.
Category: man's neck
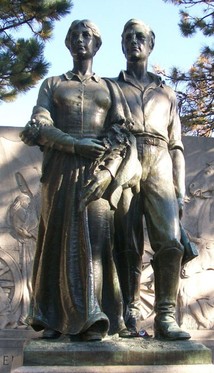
[126,60,152,86]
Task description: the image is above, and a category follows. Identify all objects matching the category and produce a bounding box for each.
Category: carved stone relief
[140,137,214,331]
[0,128,213,332]
[0,127,42,329]
[179,153,214,330]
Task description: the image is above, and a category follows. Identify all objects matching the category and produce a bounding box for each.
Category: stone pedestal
[0,329,42,373]
[12,335,213,373]
[0,338,23,373]
[11,366,214,373]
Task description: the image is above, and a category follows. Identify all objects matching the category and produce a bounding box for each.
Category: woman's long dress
[26,72,128,336]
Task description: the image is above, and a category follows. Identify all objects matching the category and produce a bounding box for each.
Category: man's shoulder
[161,82,177,100]
[102,77,125,94]
[149,73,177,99]
[105,71,125,82]
[103,77,119,82]
[102,77,122,90]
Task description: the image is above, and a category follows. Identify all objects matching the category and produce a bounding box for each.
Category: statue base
[12,334,213,373]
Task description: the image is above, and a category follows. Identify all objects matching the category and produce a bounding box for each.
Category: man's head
[65,19,102,58]
[121,19,155,62]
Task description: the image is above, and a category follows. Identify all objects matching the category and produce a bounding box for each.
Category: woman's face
[69,23,98,60]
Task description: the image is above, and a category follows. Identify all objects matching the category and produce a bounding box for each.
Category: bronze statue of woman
[20,19,140,341]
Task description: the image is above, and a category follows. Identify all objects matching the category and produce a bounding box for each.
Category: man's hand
[74,138,106,159]
[177,197,184,219]
[79,170,112,210]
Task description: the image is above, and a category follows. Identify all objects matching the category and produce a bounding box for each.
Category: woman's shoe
[81,330,103,341]
[42,328,61,339]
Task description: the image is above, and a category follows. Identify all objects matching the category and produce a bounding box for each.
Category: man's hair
[121,19,155,51]
[65,19,102,51]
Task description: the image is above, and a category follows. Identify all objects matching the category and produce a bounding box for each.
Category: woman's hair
[121,19,155,51]
[65,19,102,51]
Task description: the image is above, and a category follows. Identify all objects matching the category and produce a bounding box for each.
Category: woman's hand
[74,138,106,159]
[19,121,40,146]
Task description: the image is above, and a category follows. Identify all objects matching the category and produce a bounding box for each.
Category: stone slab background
[0,127,213,372]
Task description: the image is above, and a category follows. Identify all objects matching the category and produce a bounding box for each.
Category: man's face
[69,24,98,60]
[122,24,151,62]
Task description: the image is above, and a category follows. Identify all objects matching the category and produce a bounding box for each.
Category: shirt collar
[118,70,164,89]
[64,71,100,83]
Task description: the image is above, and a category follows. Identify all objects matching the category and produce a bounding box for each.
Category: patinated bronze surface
[20,18,191,343]
[114,19,191,340]
[20,20,140,341]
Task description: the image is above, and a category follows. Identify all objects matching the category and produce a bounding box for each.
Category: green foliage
[0,0,73,102]
[162,0,214,136]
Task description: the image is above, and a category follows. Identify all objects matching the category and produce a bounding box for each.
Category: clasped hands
[20,120,112,207]
[20,120,107,159]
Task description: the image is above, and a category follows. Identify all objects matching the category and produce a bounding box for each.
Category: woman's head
[65,19,102,53]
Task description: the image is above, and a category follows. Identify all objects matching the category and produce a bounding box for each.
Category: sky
[0,0,207,127]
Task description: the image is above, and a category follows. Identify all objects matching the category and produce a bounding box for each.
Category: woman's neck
[72,59,93,79]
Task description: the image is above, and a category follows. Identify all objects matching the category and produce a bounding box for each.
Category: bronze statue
[20,19,140,341]
[114,19,191,340]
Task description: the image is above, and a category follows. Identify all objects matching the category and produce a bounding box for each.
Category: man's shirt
[116,70,183,151]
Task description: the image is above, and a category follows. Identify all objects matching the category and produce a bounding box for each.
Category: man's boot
[153,247,191,340]
[115,250,142,337]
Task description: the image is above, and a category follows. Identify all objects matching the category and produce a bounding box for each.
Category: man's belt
[136,135,168,149]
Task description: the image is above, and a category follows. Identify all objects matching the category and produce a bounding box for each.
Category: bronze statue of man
[114,19,191,340]
[20,19,140,341]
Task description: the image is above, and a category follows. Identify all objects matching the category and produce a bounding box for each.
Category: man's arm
[167,86,186,217]
[170,148,185,218]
